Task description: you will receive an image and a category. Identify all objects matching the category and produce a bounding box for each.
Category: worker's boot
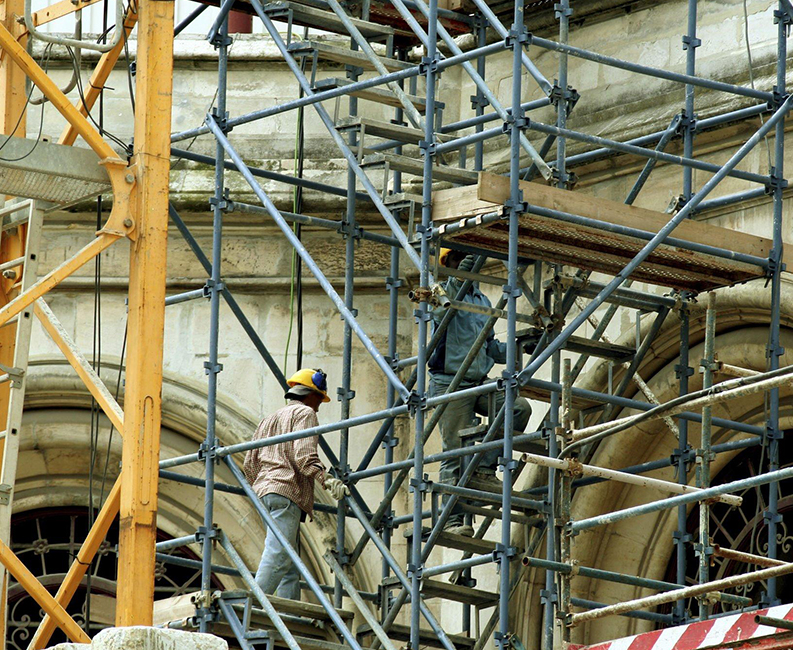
[469,470,503,496]
[443,520,474,537]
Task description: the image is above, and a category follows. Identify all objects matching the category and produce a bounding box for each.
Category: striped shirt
[243,400,326,518]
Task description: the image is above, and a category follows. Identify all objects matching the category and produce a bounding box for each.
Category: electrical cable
[65,44,128,151]
[98,320,126,505]
[85,191,102,634]
[742,0,773,171]
[0,45,52,162]
[85,0,110,628]
[283,25,309,375]
[122,1,136,116]
[170,31,237,173]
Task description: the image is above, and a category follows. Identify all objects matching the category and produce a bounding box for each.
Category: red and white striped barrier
[569,604,793,650]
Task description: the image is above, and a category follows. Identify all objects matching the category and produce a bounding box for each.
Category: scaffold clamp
[554,3,573,18]
[406,390,426,415]
[406,563,423,580]
[682,34,701,49]
[419,55,439,75]
[409,476,430,495]
[505,29,529,49]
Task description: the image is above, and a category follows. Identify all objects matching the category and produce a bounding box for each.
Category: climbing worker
[243,368,349,600]
[429,249,532,538]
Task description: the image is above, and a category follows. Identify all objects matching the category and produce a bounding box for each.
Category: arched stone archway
[9,357,375,642]
[512,278,793,648]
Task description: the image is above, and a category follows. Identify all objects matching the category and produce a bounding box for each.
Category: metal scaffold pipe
[569,562,793,626]
[572,464,793,533]
[1,0,791,644]
[569,363,793,446]
[206,116,410,400]
[519,452,741,506]
[528,34,774,101]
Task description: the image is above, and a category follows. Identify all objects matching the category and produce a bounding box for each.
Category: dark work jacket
[428,276,506,384]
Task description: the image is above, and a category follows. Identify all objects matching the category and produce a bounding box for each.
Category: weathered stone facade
[14,0,793,648]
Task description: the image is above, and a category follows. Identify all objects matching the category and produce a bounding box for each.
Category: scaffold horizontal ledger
[0,0,792,649]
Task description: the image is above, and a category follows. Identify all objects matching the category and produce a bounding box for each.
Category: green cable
[283,105,303,376]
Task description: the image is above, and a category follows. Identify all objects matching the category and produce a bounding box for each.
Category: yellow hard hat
[438,247,452,266]
[286,368,331,403]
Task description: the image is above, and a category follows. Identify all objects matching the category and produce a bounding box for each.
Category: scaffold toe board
[381,574,500,606]
[358,622,477,650]
[337,116,454,145]
[263,1,405,42]
[155,590,355,625]
[516,327,635,362]
[403,525,524,555]
[363,152,479,184]
[569,604,793,650]
[200,0,473,42]
[0,136,112,205]
[287,40,412,72]
[313,77,433,112]
[433,172,787,292]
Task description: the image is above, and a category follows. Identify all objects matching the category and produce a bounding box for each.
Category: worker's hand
[458,255,476,273]
[322,477,350,500]
[430,283,451,308]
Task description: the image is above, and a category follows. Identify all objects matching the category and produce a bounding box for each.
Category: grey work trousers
[255,492,302,600]
[430,376,532,527]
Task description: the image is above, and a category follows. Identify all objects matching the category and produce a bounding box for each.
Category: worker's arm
[243,423,263,484]
[292,409,326,483]
[486,332,508,364]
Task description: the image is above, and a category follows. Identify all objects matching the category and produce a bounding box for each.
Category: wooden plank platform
[362,152,478,185]
[459,502,544,526]
[403,526,523,556]
[288,40,412,73]
[457,422,547,455]
[519,383,601,410]
[517,327,635,362]
[381,575,498,607]
[152,590,354,627]
[337,116,453,145]
[465,476,541,505]
[199,0,473,46]
[270,633,376,650]
[264,1,401,41]
[384,190,422,206]
[432,173,788,293]
[227,591,355,623]
[313,77,431,113]
[358,622,477,649]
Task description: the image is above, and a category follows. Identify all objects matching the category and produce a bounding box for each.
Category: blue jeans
[430,377,532,527]
[255,493,302,600]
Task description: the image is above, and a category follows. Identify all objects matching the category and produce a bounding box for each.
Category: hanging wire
[742,0,773,171]
[0,44,53,162]
[283,26,309,376]
[84,0,111,629]
[170,33,238,173]
[64,45,128,150]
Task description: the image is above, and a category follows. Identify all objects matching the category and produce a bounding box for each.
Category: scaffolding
[0,0,793,649]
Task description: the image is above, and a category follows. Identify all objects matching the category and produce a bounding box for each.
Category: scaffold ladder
[0,199,45,618]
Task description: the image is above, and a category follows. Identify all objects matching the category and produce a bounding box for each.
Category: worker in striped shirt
[244,368,348,600]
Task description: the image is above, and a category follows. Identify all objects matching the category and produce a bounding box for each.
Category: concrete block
[93,627,227,650]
